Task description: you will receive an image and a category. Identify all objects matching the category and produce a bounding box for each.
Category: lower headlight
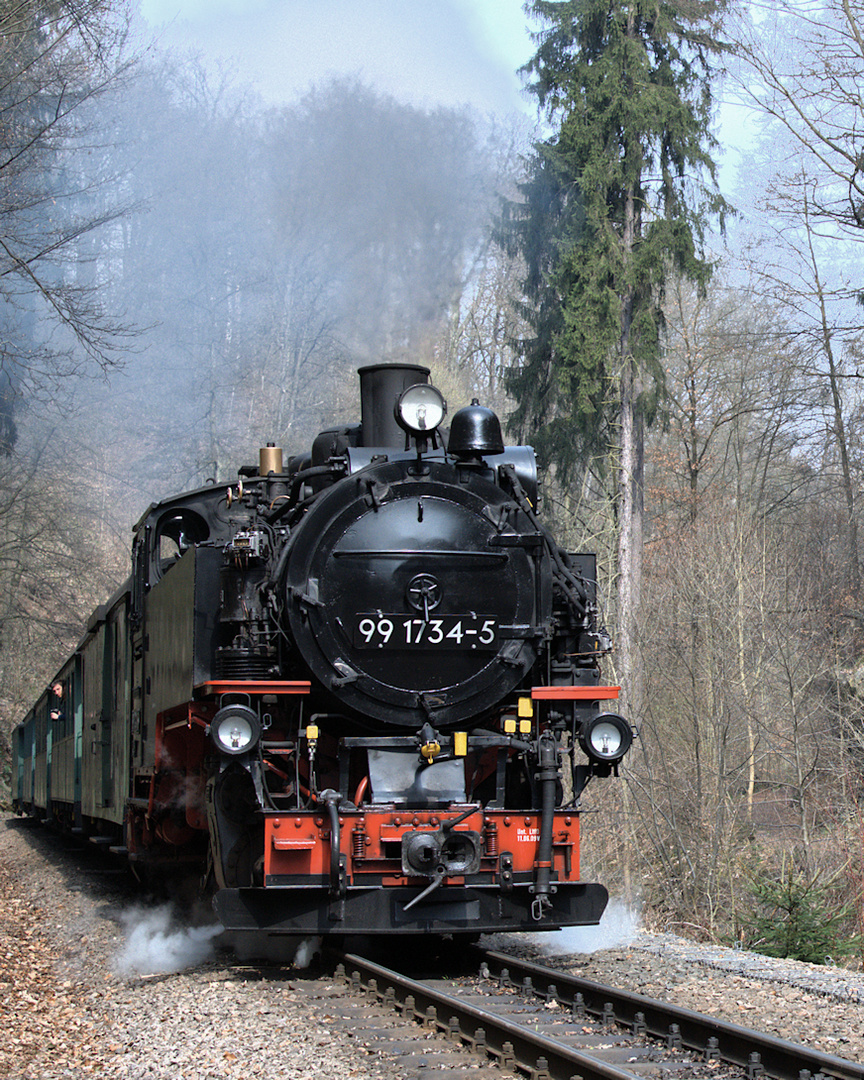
[211,705,260,756]
[579,712,632,764]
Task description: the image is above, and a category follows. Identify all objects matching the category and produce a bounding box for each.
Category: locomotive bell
[447,400,504,459]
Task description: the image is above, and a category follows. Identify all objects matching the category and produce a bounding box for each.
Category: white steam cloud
[528,900,641,955]
[113,905,224,977]
[292,936,322,969]
[491,900,641,957]
[228,932,322,966]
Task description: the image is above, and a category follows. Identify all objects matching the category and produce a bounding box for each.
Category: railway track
[326,945,864,1080]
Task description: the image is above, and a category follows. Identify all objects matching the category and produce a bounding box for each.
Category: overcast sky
[137,0,536,116]
[135,0,755,212]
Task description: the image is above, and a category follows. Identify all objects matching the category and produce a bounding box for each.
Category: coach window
[50,680,68,739]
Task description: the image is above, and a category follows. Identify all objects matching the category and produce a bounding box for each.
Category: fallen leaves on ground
[0,859,102,1078]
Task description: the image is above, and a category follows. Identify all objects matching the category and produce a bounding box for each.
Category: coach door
[100,615,115,809]
[81,612,105,820]
[81,598,130,825]
[73,654,84,828]
[103,600,130,823]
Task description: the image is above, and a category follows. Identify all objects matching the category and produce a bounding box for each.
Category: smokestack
[358,363,430,447]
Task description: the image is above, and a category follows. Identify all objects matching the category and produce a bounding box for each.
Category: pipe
[500,463,589,618]
[532,731,558,920]
[267,464,344,524]
[319,789,343,897]
[353,775,369,805]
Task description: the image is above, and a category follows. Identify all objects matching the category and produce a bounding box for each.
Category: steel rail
[475,947,864,1080]
[339,951,649,1080]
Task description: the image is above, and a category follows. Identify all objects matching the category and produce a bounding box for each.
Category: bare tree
[740,169,864,596]
[733,1,864,241]
[0,1,136,409]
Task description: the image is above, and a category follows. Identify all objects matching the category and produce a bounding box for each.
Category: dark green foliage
[739,863,862,965]
[502,0,728,477]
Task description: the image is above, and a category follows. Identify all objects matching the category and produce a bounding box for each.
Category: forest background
[3,0,864,958]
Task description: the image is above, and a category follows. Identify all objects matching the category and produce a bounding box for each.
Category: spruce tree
[503,0,728,716]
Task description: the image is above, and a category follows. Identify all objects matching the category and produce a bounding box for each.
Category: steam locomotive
[13,364,632,941]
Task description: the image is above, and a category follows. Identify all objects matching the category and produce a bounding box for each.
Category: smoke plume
[113,905,224,976]
[491,899,641,957]
[529,900,641,955]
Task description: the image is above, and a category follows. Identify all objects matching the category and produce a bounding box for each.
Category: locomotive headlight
[395,383,447,435]
[579,713,633,764]
[210,705,260,756]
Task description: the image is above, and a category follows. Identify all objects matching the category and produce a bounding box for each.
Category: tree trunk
[803,183,860,596]
[617,150,645,722]
[618,353,644,721]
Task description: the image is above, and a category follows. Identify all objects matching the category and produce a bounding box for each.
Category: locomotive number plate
[354,614,498,650]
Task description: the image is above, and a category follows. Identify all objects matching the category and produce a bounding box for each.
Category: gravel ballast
[3,811,864,1077]
[492,927,864,1063]
[1,815,394,1080]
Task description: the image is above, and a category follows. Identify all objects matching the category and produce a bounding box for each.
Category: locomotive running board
[195,680,311,695]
